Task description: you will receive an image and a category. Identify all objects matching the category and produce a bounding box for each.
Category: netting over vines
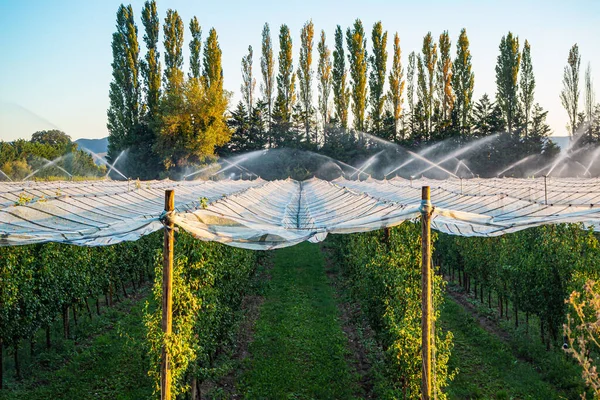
[1,177,600,249]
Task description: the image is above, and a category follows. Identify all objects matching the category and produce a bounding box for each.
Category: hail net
[1,177,599,249]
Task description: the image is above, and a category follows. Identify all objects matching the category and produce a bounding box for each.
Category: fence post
[421,186,432,400]
[161,190,175,400]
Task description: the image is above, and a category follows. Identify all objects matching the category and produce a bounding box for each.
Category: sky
[0,0,599,142]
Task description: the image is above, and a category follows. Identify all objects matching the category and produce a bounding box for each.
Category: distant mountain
[75,137,108,156]
[549,136,570,150]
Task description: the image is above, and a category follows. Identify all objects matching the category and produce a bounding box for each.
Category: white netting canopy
[1,177,600,249]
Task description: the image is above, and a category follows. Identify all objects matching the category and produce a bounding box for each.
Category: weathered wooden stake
[544,175,548,205]
[161,189,175,400]
[421,186,432,400]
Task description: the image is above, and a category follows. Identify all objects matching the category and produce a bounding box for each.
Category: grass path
[442,296,574,399]
[240,242,359,399]
[0,288,153,400]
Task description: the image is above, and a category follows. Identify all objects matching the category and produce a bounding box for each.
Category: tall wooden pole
[421,186,432,400]
[161,190,175,400]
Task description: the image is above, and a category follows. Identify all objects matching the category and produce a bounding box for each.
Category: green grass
[0,289,153,400]
[442,296,579,400]
[240,242,359,399]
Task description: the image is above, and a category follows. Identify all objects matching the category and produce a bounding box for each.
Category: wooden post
[161,190,175,400]
[421,186,432,400]
[544,175,548,205]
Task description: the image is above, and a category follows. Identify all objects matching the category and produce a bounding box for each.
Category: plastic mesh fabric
[1,177,599,249]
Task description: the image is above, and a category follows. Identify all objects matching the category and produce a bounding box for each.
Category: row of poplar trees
[220,20,562,168]
[107,3,597,178]
[107,1,229,179]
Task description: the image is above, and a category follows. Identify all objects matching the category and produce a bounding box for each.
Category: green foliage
[0,288,154,399]
[30,130,71,147]
[162,9,184,92]
[241,243,358,398]
[260,23,275,142]
[437,224,600,350]
[274,24,295,127]
[332,25,350,129]
[332,223,455,399]
[436,30,453,132]
[387,32,404,141]
[144,231,257,398]
[0,138,102,181]
[346,19,368,132]
[241,45,255,116]
[155,74,230,172]
[141,0,161,118]
[452,29,474,137]
[417,32,437,141]
[442,296,574,399]
[495,32,521,134]
[560,43,581,137]
[297,20,315,144]
[519,40,535,137]
[188,17,202,79]
[107,4,141,165]
[369,21,388,137]
[0,233,161,387]
[317,30,333,128]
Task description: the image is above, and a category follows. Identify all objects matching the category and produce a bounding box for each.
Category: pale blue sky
[0,0,598,141]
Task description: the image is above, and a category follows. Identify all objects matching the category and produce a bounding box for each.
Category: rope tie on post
[159,211,178,232]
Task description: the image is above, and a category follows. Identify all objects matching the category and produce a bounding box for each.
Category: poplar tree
[198,28,231,158]
[189,17,202,79]
[584,63,595,126]
[163,9,184,91]
[203,28,223,91]
[583,64,596,144]
[297,20,315,143]
[519,40,535,138]
[241,45,256,117]
[560,44,581,137]
[317,30,332,128]
[332,25,350,128]
[436,31,454,124]
[130,0,162,179]
[107,4,141,164]
[452,28,474,136]
[260,23,275,145]
[495,32,521,135]
[346,19,368,132]
[387,32,404,140]
[406,51,417,137]
[141,0,161,117]
[417,32,437,140]
[156,27,229,171]
[274,24,295,124]
[368,21,387,137]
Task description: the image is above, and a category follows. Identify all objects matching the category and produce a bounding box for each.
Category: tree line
[107,2,600,179]
[0,130,103,180]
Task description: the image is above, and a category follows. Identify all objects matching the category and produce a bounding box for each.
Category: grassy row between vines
[328,223,595,399]
[442,294,582,399]
[0,287,153,399]
[240,242,359,398]
[0,231,262,399]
